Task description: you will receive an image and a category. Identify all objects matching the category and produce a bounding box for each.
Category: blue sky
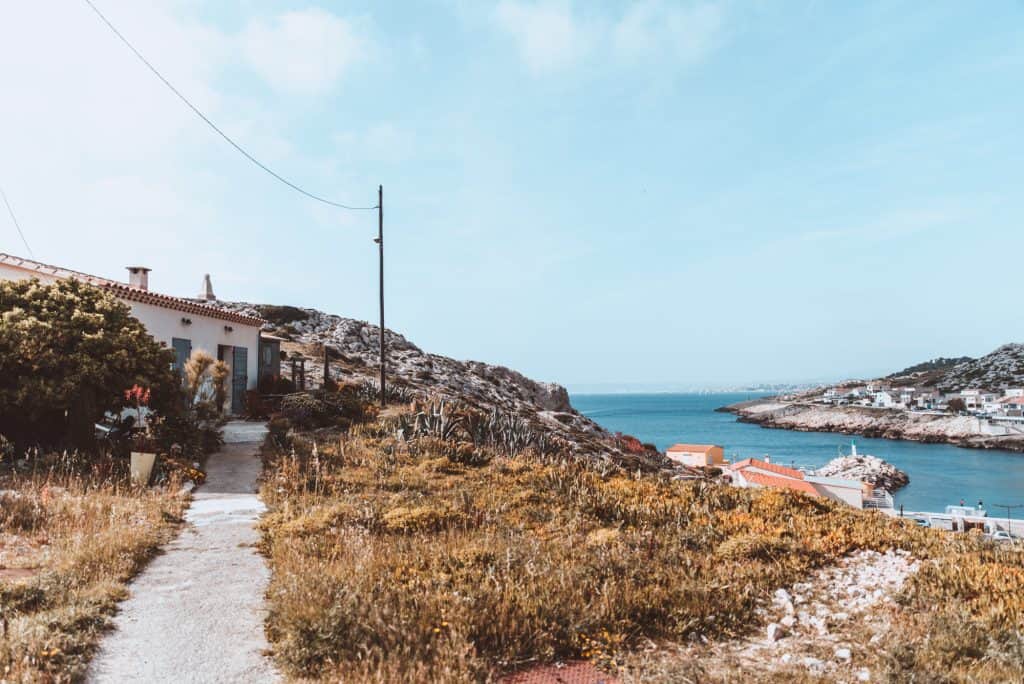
[2,1,1022,389]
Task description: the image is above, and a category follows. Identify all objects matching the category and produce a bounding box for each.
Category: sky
[1,1,1023,391]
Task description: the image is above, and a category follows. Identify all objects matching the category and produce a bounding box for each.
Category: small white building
[665,443,726,468]
[873,391,897,408]
[0,253,265,413]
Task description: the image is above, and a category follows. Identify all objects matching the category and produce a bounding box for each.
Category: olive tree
[0,278,179,450]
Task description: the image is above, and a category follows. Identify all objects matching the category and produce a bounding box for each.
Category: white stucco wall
[808,481,863,509]
[127,299,261,390]
[0,262,62,284]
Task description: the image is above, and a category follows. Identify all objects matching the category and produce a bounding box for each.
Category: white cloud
[801,206,969,244]
[493,1,595,72]
[493,1,723,73]
[612,1,723,65]
[334,122,412,164]
[240,8,372,94]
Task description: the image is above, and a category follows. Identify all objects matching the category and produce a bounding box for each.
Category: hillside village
[804,345,1024,420]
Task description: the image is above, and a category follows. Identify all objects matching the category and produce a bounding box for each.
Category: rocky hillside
[219,301,673,471]
[883,344,1023,391]
[930,344,1024,392]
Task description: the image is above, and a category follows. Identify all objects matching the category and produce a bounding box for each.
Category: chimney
[200,274,216,301]
[764,455,771,464]
[127,266,151,290]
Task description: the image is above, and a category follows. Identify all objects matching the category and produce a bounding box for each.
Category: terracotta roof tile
[730,458,805,480]
[500,661,619,684]
[667,443,720,453]
[0,253,264,327]
[740,470,819,497]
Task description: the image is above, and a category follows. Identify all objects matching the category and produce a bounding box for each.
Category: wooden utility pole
[375,184,386,407]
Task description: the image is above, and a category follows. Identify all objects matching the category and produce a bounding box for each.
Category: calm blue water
[572,392,1024,512]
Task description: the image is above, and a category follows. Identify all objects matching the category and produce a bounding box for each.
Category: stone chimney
[126,266,151,291]
[199,274,216,301]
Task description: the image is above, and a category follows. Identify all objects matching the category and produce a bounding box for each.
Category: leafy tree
[0,278,179,450]
[946,397,967,414]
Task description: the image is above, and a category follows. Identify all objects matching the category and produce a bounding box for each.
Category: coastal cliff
[723,399,1024,452]
[217,300,677,471]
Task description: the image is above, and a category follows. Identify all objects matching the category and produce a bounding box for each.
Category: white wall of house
[0,262,61,284]
[127,298,261,386]
[805,477,864,509]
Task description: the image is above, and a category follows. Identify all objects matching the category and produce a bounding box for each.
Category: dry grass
[0,467,187,682]
[259,411,1024,683]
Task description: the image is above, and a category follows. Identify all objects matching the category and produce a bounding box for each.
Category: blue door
[231,347,248,414]
[172,338,192,374]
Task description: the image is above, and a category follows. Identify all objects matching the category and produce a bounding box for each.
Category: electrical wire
[0,184,35,258]
[81,0,378,211]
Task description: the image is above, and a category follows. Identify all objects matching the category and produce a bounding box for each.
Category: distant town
[807,383,1024,421]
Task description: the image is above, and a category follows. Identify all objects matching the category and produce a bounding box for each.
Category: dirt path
[88,423,279,683]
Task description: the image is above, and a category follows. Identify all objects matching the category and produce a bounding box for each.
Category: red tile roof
[500,661,619,684]
[740,470,820,497]
[667,443,720,453]
[729,458,806,480]
[0,253,263,327]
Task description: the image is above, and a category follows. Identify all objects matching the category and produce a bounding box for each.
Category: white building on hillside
[873,391,897,408]
[0,253,267,414]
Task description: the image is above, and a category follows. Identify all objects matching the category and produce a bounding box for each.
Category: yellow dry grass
[0,471,187,682]
[259,418,1024,683]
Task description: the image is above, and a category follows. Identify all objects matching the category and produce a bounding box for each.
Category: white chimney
[764,455,771,463]
[127,266,151,290]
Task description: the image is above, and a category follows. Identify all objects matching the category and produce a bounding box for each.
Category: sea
[572,392,1024,513]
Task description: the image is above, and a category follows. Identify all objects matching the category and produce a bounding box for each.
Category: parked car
[989,530,1015,543]
[910,516,931,528]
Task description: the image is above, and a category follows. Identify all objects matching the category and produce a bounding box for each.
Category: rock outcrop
[815,455,909,492]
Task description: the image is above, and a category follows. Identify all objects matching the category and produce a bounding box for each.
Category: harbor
[574,392,1024,514]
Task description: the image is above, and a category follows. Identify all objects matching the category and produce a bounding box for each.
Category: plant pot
[130,451,157,486]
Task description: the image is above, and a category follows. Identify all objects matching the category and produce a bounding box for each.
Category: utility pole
[993,503,1023,534]
[375,184,386,408]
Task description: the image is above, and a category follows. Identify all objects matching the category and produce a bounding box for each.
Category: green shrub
[255,305,309,326]
[280,394,334,429]
[0,278,179,451]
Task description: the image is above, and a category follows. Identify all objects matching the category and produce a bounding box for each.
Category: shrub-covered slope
[260,405,1024,683]
[221,300,671,470]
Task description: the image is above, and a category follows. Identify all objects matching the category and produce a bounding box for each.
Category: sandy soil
[88,424,279,683]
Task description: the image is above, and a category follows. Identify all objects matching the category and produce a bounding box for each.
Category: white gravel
[88,424,279,683]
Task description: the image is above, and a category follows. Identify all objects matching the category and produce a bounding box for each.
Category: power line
[81,0,378,212]
[0,185,34,258]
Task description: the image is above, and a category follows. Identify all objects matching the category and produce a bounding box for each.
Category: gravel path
[88,424,279,683]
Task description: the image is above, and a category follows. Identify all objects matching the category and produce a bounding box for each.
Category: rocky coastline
[722,399,1024,453]
[815,454,909,492]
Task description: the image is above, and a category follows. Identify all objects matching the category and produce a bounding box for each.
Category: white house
[0,253,265,414]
